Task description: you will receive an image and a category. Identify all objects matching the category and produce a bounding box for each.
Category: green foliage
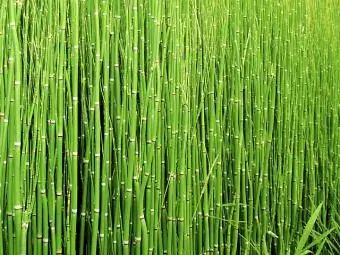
[0,0,339,254]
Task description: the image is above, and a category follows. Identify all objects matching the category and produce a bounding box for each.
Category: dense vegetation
[0,0,339,254]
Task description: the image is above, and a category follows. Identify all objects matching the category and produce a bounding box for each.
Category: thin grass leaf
[294,203,323,255]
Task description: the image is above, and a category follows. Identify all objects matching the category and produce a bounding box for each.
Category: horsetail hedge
[0,0,339,254]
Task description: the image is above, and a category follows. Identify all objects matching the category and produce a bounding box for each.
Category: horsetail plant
[0,0,339,254]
